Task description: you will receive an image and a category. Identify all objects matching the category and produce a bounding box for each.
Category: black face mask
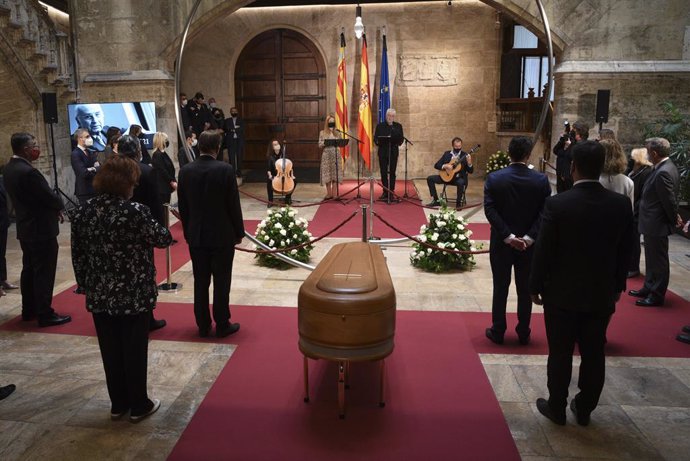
[165,140,170,148]
[328,122,336,128]
[231,112,238,117]
[453,148,461,154]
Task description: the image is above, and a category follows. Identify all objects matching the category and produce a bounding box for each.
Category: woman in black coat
[71,154,172,422]
[151,132,177,206]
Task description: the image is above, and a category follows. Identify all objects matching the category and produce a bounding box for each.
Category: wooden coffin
[298,242,396,362]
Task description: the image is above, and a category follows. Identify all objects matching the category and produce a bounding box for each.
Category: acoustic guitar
[438,144,480,183]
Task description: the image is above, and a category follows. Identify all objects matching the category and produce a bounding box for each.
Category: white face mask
[191,139,198,147]
[181,99,188,107]
[84,137,94,147]
[210,103,217,109]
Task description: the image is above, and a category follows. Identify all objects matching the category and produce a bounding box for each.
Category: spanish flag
[335,32,349,160]
[357,34,373,170]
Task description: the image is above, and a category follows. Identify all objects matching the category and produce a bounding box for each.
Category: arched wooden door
[235,29,326,173]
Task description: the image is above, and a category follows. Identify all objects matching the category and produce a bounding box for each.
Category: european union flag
[378,34,390,124]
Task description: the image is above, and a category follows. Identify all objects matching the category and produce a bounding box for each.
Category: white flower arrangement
[410,206,478,273]
[486,150,511,176]
[254,206,314,269]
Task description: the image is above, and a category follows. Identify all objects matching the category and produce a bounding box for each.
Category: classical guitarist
[426,137,475,208]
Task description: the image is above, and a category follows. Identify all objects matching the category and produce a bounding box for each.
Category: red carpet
[3,275,689,357]
[309,180,424,238]
[168,307,520,461]
[467,222,491,240]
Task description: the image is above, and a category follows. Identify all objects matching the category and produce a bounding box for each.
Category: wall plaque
[397,55,459,87]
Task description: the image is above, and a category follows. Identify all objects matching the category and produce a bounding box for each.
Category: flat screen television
[67,101,156,152]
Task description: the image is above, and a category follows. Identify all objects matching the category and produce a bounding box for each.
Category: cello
[272,140,296,196]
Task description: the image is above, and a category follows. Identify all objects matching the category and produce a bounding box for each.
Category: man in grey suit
[628,137,682,307]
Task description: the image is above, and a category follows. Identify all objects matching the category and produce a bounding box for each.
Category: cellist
[425,136,474,208]
[266,139,295,207]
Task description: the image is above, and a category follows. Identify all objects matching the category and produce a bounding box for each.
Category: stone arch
[162,0,570,63]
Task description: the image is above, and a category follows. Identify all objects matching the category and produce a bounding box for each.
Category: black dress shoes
[628,289,648,298]
[626,271,640,278]
[198,326,212,338]
[0,384,16,400]
[682,325,690,334]
[676,333,690,345]
[536,398,565,425]
[485,328,504,345]
[216,322,241,338]
[570,399,590,426]
[1,281,18,290]
[149,318,167,331]
[425,200,440,207]
[635,297,663,307]
[38,313,72,327]
[517,328,531,346]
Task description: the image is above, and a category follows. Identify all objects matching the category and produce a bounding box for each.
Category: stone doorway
[235,28,327,175]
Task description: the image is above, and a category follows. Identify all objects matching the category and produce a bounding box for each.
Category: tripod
[403,136,414,198]
[48,122,77,210]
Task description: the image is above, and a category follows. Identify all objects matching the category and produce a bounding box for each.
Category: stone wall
[180,1,501,178]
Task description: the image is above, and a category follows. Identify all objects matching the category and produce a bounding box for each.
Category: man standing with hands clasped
[178,130,245,338]
[484,136,551,345]
[530,141,632,427]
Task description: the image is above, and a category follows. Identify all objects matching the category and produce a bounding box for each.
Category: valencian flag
[378,33,390,124]
[357,33,373,169]
[335,32,349,160]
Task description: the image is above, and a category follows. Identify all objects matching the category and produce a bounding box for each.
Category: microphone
[403,136,414,146]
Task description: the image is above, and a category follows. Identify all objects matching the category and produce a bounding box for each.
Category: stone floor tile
[499,402,555,457]
[621,405,690,460]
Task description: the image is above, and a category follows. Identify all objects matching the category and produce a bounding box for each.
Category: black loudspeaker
[595,89,610,124]
[41,92,58,124]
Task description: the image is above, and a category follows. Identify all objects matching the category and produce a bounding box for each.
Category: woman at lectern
[318,113,342,200]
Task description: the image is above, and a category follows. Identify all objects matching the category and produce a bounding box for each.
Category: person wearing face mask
[318,114,342,199]
[71,128,101,205]
[425,137,474,208]
[151,132,177,209]
[179,93,192,133]
[373,108,404,202]
[224,107,244,177]
[3,132,71,327]
[266,139,295,207]
[178,129,198,168]
[187,92,213,137]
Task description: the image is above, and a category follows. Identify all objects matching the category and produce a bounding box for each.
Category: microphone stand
[403,136,414,198]
[377,134,392,205]
[335,128,365,202]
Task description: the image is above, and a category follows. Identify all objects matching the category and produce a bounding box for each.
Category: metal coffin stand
[298,242,396,418]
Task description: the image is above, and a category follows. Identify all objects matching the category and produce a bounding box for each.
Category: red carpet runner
[167,307,521,461]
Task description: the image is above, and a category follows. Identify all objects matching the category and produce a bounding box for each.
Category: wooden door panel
[236,28,326,170]
[284,79,318,96]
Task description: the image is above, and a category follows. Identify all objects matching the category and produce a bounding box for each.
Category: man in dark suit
[118,135,167,331]
[373,108,404,202]
[187,92,214,137]
[530,141,633,426]
[71,128,101,204]
[628,137,681,307]
[3,132,71,327]
[426,137,475,209]
[177,129,198,169]
[484,136,551,345]
[224,107,245,176]
[178,130,244,338]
